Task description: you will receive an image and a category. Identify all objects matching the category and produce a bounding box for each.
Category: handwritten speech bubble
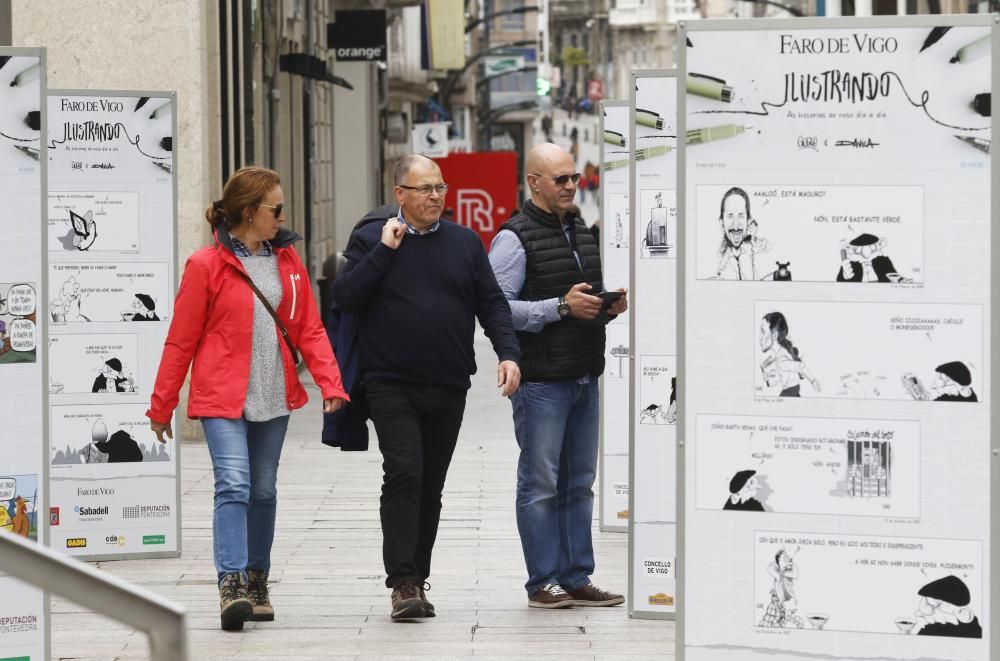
[0,478,16,501]
[10,319,36,352]
[8,284,36,316]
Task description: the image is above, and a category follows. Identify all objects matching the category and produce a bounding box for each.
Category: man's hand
[381,218,405,250]
[323,397,347,414]
[497,360,521,397]
[565,283,602,319]
[150,421,172,444]
[607,287,628,316]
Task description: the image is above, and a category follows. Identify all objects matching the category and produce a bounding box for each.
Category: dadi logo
[648,593,674,606]
[66,537,87,548]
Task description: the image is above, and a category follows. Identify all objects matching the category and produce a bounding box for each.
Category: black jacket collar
[524,200,578,229]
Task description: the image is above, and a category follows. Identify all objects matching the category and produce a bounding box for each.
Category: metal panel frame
[628,69,677,621]
[46,88,182,562]
[599,98,630,534]
[676,14,998,660]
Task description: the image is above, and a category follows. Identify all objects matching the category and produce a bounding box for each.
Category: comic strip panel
[49,262,170,324]
[50,403,171,468]
[752,301,982,402]
[0,473,39,541]
[605,324,629,379]
[696,415,919,518]
[754,531,982,639]
[639,189,677,259]
[696,185,923,283]
[48,191,140,253]
[639,355,676,426]
[0,282,37,364]
[48,333,139,396]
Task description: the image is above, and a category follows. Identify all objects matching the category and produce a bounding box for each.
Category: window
[499,0,526,31]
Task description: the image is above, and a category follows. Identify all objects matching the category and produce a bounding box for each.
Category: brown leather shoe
[528,583,575,609]
[218,572,253,631]
[419,581,435,617]
[564,583,624,607]
[247,570,274,622]
[391,580,429,620]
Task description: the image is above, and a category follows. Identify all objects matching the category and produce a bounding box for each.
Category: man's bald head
[394,153,440,185]
[526,143,578,219]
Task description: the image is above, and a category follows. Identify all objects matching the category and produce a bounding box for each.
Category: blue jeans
[202,415,290,583]
[511,379,599,595]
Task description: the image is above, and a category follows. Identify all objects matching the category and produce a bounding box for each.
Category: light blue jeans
[202,415,289,583]
[510,379,599,596]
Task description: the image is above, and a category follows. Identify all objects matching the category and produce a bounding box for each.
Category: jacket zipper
[289,272,300,320]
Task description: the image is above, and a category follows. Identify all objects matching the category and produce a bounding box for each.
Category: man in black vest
[489,143,627,609]
[334,154,522,620]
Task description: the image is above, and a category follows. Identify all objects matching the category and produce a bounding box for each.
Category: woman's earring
[249,216,254,223]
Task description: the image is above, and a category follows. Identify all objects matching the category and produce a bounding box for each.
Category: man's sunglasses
[259,203,284,218]
[532,172,581,186]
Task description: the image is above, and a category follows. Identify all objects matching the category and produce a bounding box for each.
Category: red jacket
[147,229,349,424]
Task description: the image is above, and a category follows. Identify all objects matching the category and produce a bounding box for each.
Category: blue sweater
[333,219,521,389]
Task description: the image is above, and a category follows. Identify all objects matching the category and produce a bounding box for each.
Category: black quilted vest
[501,201,605,382]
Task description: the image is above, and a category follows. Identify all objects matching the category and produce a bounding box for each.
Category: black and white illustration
[48,333,138,395]
[696,185,923,283]
[605,324,629,379]
[49,262,170,324]
[638,355,676,425]
[0,282,37,364]
[633,76,678,182]
[606,192,629,250]
[0,56,41,177]
[639,189,676,259]
[754,532,982,638]
[753,301,982,402]
[50,404,171,467]
[696,415,919,518]
[48,192,140,253]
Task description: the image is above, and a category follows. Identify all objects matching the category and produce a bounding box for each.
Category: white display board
[677,16,996,661]
[46,91,180,560]
[628,70,678,619]
[599,100,631,532]
[0,47,49,661]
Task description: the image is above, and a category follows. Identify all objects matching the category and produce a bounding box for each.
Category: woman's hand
[323,397,347,414]
[150,421,172,444]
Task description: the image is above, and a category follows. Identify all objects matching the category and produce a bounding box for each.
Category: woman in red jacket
[147,167,349,631]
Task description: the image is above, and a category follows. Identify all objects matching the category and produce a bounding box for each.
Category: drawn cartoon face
[777,550,793,572]
[932,373,960,395]
[721,193,750,248]
[740,476,759,497]
[759,319,775,353]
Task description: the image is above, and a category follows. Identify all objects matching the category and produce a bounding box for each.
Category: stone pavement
[51,332,675,660]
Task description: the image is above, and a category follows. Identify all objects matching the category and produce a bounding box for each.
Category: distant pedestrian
[488,143,627,609]
[541,114,553,143]
[148,166,349,631]
[569,127,580,166]
[333,154,522,621]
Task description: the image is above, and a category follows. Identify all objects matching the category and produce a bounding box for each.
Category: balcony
[608,0,664,26]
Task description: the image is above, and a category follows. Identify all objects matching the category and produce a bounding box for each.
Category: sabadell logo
[75,505,109,516]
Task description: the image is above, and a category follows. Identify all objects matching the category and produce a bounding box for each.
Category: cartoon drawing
[51,416,168,465]
[759,312,820,397]
[639,355,676,425]
[837,233,911,283]
[643,192,671,257]
[665,377,676,424]
[51,276,90,322]
[759,549,804,628]
[908,575,982,638]
[128,293,160,321]
[772,261,792,281]
[91,357,136,393]
[56,209,98,251]
[713,187,770,280]
[613,209,628,249]
[902,361,977,402]
[10,496,30,537]
[723,469,766,511]
[844,440,890,498]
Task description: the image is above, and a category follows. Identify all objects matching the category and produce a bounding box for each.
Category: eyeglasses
[398,183,449,196]
[259,203,284,218]
[532,172,581,186]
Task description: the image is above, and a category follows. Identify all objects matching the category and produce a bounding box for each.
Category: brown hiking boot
[564,583,624,607]
[419,581,435,617]
[247,570,274,622]
[391,580,429,620]
[218,572,253,631]
[528,583,574,609]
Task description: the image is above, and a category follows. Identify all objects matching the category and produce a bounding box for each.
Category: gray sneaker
[528,583,574,609]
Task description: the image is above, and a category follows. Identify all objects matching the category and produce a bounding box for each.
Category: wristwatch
[557,296,570,318]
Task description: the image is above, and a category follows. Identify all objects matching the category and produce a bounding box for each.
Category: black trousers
[366,379,467,588]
